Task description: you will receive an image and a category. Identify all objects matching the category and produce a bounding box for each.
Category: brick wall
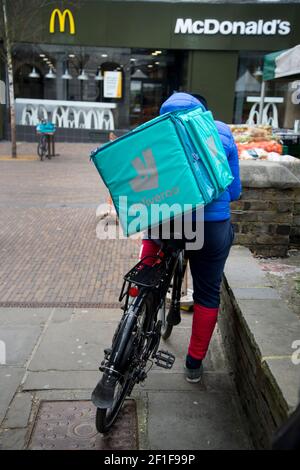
[231,187,295,257]
[233,161,300,257]
[219,278,290,449]
[291,188,300,247]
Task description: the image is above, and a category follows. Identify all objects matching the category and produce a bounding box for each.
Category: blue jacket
[205,120,241,221]
[160,93,242,222]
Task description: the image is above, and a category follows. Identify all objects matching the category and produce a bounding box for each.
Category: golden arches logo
[49,9,75,35]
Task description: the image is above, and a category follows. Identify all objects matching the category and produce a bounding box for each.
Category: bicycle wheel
[46,138,52,159]
[37,140,45,160]
[95,295,154,433]
[160,255,184,340]
[37,136,47,161]
[95,369,132,434]
[160,296,174,340]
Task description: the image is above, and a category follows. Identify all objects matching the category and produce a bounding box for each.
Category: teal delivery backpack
[91,105,233,236]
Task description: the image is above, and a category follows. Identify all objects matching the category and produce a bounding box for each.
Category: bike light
[129,287,139,297]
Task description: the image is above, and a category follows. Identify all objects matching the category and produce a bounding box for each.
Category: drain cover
[28,400,138,450]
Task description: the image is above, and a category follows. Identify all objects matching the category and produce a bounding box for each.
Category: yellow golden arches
[49,9,75,35]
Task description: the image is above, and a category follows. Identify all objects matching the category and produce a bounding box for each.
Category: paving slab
[0,428,28,450]
[0,326,42,366]
[27,321,118,372]
[263,358,300,410]
[258,252,300,318]
[23,369,233,395]
[147,391,251,450]
[70,308,193,325]
[135,371,233,393]
[151,324,226,374]
[22,370,100,391]
[51,308,73,324]
[2,393,33,429]
[0,367,25,425]
[0,308,52,326]
[70,308,123,323]
[231,287,281,300]
[225,246,272,289]
[27,311,224,374]
[237,299,300,357]
[35,390,92,401]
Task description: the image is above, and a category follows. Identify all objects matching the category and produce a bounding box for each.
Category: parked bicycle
[36,120,56,161]
[91,239,188,433]
[37,132,49,161]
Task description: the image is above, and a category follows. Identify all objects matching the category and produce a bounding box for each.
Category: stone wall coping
[239,160,300,189]
[224,245,300,411]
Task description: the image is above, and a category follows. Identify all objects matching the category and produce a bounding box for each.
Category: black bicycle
[37,133,50,161]
[91,240,188,433]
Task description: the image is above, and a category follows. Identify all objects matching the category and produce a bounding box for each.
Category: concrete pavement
[0,307,251,450]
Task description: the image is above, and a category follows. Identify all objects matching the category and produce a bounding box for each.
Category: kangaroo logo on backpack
[130,149,159,192]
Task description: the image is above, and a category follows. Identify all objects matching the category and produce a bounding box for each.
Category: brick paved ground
[0,142,140,306]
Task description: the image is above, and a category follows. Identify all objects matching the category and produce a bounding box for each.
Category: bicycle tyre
[160,256,184,340]
[95,295,154,433]
[44,136,51,159]
[156,297,170,340]
[95,373,132,434]
[37,136,47,161]
[161,318,173,340]
[37,142,45,160]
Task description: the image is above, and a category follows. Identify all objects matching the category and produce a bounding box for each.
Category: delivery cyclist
[139,92,242,383]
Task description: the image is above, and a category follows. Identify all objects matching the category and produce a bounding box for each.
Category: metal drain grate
[28,400,138,450]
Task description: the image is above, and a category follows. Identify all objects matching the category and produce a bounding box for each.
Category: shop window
[129,49,185,126]
[12,43,131,129]
[12,44,185,130]
[234,51,266,124]
[234,51,300,129]
[266,75,300,129]
[14,63,44,99]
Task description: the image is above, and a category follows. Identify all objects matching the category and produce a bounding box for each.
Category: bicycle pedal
[153,350,175,369]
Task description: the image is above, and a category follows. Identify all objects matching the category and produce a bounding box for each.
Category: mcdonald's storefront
[1,0,300,142]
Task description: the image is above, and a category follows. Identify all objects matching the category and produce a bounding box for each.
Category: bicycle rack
[124,256,168,288]
[118,255,170,311]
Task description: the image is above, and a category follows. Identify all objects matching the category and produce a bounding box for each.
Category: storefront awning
[263,44,300,81]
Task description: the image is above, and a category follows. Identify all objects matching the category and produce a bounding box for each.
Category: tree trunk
[2,0,17,158]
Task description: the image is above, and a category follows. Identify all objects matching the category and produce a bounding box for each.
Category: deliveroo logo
[130,149,159,192]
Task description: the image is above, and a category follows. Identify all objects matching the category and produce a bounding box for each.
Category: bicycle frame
[92,242,187,413]
[116,246,186,359]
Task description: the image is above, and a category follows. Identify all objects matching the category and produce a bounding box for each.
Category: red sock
[188,303,219,360]
[139,240,162,266]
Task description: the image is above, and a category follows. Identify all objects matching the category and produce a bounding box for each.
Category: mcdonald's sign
[49,9,75,35]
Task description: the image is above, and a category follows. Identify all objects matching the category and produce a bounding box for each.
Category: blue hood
[160,92,205,115]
